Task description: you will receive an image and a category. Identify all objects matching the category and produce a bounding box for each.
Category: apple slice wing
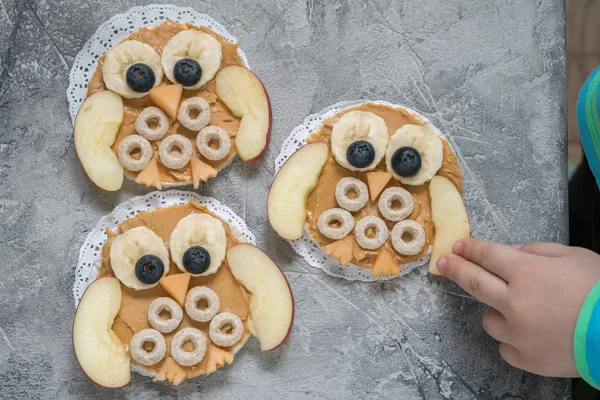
[215,66,272,162]
[227,244,294,351]
[73,277,130,388]
[74,90,124,191]
[428,176,471,275]
[268,143,329,240]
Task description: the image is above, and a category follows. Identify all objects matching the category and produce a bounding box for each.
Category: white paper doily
[73,190,255,378]
[67,4,250,124]
[275,100,449,282]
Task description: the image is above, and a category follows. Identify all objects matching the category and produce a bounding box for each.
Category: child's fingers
[517,242,589,258]
[437,254,508,310]
[453,238,523,282]
[482,308,511,344]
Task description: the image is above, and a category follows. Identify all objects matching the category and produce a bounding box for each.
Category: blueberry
[183,246,211,274]
[126,63,156,93]
[135,255,165,284]
[173,58,202,87]
[391,147,422,177]
[346,140,376,169]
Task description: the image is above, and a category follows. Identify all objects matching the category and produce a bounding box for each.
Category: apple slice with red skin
[73,277,130,388]
[215,65,272,162]
[227,244,294,351]
[267,142,329,240]
[74,90,124,191]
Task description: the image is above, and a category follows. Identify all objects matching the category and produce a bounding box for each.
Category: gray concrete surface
[0,0,568,399]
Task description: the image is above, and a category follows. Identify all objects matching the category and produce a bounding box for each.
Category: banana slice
[385,125,443,186]
[162,30,223,90]
[102,40,163,99]
[109,226,170,290]
[169,213,227,276]
[331,111,389,172]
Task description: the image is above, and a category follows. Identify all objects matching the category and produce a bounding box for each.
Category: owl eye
[109,226,170,290]
[162,29,223,90]
[102,40,163,99]
[169,213,227,277]
[385,125,444,186]
[330,111,389,172]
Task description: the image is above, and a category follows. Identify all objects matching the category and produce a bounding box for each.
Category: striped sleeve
[574,281,600,390]
[577,65,600,187]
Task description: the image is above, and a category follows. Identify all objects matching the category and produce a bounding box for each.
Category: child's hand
[437,239,600,377]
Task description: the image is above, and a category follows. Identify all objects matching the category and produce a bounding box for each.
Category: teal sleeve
[574,280,600,390]
[577,65,600,187]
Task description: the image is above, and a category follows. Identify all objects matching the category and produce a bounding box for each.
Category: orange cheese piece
[135,158,162,190]
[205,345,234,375]
[159,272,191,306]
[153,357,187,385]
[324,235,356,266]
[366,172,392,201]
[191,156,218,189]
[371,246,400,278]
[149,84,183,120]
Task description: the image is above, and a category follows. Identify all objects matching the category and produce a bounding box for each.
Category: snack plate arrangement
[68,4,272,191]
[268,100,470,282]
[73,190,294,386]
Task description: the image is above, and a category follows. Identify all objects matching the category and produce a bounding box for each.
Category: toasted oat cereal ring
[355,216,389,250]
[177,97,211,131]
[335,177,369,212]
[147,297,183,334]
[196,126,231,161]
[391,220,426,256]
[171,327,207,367]
[135,107,169,141]
[117,135,153,172]
[158,134,192,169]
[317,208,355,240]
[209,312,244,347]
[185,286,220,322]
[130,328,166,366]
[378,187,414,222]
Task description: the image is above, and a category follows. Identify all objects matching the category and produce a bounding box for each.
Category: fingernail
[437,256,448,273]
[453,241,464,255]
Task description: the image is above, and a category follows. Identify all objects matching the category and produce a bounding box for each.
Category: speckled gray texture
[0,0,568,399]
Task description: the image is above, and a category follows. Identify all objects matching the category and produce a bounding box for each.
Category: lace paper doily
[73,190,255,378]
[275,100,447,282]
[67,4,249,123]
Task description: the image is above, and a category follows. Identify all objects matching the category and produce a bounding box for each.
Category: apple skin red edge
[229,243,295,351]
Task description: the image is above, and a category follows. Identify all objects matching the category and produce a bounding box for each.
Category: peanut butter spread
[97,201,251,383]
[87,20,244,186]
[306,104,462,270]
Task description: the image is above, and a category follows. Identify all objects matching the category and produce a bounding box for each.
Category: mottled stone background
[0,0,568,399]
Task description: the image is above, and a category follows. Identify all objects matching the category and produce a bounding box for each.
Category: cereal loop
[354,216,389,250]
[171,327,207,367]
[177,97,211,131]
[196,126,231,161]
[118,135,153,172]
[209,312,244,347]
[317,208,355,240]
[185,286,220,322]
[391,220,426,256]
[129,328,167,366]
[135,107,169,141]
[335,177,369,212]
[158,134,192,169]
[147,297,183,334]
[378,187,414,222]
